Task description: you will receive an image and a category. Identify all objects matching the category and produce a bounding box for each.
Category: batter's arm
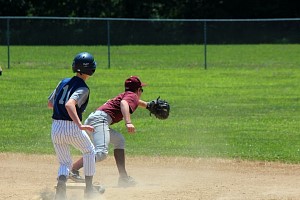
[65,99,94,132]
[47,101,53,109]
[65,99,82,126]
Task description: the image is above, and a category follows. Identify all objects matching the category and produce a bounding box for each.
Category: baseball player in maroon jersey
[48,52,103,199]
[70,76,148,187]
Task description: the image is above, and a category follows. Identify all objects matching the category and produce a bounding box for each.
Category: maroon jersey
[98,91,139,124]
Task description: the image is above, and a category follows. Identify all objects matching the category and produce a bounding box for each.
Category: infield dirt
[1,153,300,200]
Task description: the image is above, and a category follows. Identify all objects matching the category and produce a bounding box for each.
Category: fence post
[6,18,10,69]
[107,20,111,69]
[203,21,207,70]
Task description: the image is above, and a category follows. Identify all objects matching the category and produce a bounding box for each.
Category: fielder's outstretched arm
[121,100,135,133]
[138,99,148,109]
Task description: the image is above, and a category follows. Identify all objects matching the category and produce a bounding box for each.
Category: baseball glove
[146,96,170,120]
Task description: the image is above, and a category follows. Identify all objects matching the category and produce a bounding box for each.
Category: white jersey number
[58,85,70,104]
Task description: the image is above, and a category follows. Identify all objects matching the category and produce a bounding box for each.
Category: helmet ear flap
[72,61,77,73]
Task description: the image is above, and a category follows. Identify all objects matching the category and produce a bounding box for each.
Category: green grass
[0,45,300,163]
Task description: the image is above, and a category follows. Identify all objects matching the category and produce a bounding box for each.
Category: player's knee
[114,137,125,149]
[120,136,125,144]
[95,152,108,162]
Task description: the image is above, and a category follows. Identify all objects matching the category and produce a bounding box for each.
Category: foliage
[0,0,299,19]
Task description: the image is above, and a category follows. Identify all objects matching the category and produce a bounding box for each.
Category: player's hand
[79,124,95,132]
[125,123,135,133]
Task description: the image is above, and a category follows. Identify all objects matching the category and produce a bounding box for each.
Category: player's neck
[76,73,89,81]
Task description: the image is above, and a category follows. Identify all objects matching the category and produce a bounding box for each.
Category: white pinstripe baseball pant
[51,119,95,177]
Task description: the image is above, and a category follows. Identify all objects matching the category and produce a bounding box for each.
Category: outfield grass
[0,45,299,163]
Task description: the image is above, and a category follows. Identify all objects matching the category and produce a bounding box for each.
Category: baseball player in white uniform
[48,52,101,200]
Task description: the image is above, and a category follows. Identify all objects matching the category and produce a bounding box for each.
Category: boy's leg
[69,157,84,182]
[71,111,110,182]
[114,149,127,177]
[51,120,72,199]
[70,130,105,196]
[55,175,67,200]
[110,129,137,187]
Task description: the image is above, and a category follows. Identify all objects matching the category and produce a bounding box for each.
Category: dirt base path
[1,153,300,200]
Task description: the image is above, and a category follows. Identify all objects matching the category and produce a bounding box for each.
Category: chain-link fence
[1,17,300,69]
